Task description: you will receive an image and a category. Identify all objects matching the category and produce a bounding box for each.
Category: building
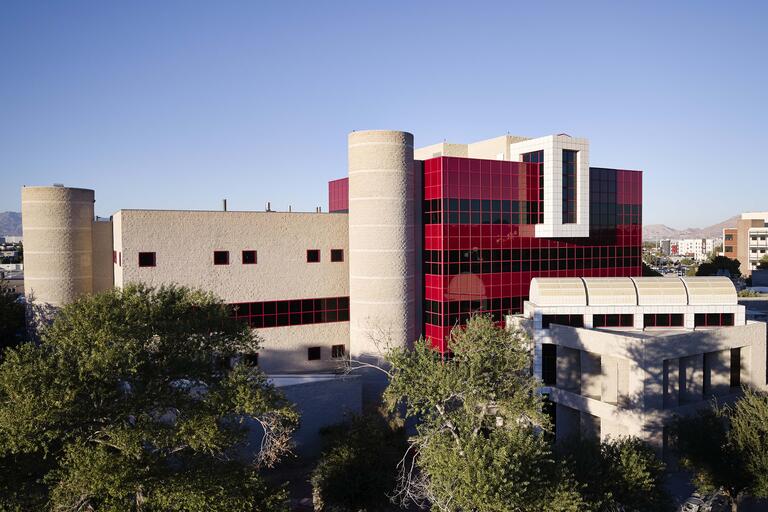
[22,130,643,381]
[676,238,717,262]
[523,276,766,456]
[723,212,768,276]
[0,236,23,244]
[659,239,671,256]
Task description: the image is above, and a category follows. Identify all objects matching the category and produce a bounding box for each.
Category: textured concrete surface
[22,186,94,306]
[348,130,417,361]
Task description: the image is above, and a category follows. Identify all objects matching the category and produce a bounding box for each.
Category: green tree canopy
[674,387,768,511]
[383,315,583,512]
[696,255,742,278]
[311,412,406,512]
[559,435,671,511]
[0,284,298,511]
[0,280,25,351]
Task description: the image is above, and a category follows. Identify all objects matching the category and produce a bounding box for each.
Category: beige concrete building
[523,276,766,455]
[21,129,643,389]
[723,212,768,277]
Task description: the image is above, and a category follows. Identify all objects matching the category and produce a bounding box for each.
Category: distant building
[723,212,768,277]
[676,238,717,262]
[659,239,671,256]
[523,276,766,456]
[0,236,23,244]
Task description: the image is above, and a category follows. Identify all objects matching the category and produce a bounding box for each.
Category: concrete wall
[246,375,362,456]
[21,186,94,307]
[544,321,766,452]
[113,209,350,373]
[91,220,114,294]
[347,130,417,376]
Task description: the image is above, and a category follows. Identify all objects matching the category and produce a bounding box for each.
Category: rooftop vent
[53,183,64,187]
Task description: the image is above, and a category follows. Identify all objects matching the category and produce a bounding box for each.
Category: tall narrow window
[522,150,544,224]
[562,149,578,224]
[307,249,320,263]
[242,250,257,264]
[213,251,230,265]
[138,252,156,267]
[331,249,344,262]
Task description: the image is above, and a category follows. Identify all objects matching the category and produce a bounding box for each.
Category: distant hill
[643,215,739,241]
[0,212,22,237]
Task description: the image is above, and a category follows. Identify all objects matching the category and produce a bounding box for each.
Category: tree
[559,435,672,511]
[0,284,298,511]
[642,262,662,276]
[0,280,25,351]
[673,387,768,511]
[757,254,768,270]
[311,412,407,511]
[383,315,583,512]
[696,255,742,278]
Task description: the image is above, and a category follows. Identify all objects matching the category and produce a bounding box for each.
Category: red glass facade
[327,155,643,354]
[328,178,349,212]
[423,157,642,352]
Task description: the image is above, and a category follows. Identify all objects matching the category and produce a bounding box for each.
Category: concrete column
[581,351,601,400]
[557,346,581,393]
[704,349,731,397]
[601,355,619,404]
[664,358,680,408]
[22,186,95,307]
[555,404,580,442]
[680,354,704,404]
[347,130,416,399]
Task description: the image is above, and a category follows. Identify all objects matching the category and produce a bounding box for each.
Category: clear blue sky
[1,1,766,228]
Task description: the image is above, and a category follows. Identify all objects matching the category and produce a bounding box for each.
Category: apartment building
[723,212,768,276]
[523,276,766,455]
[676,238,718,262]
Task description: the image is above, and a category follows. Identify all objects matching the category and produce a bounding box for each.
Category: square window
[307,249,320,263]
[242,250,257,264]
[307,346,321,361]
[332,344,345,358]
[331,249,344,262]
[214,251,229,265]
[138,252,156,267]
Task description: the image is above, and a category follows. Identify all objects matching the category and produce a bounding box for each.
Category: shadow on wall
[238,344,364,458]
[562,325,761,458]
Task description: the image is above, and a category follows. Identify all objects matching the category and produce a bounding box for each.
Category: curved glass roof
[582,277,637,306]
[528,278,587,306]
[528,276,736,307]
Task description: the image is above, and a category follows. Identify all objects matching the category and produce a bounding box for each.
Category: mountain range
[0,210,741,241]
[643,215,738,241]
[0,212,22,237]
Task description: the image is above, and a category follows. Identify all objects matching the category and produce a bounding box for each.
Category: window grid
[331,344,345,358]
[542,314,585,329]
[230,296,349,329]
[421,157,642,353]
[695,313,735,327]
[593,314,634,328]
[643,313,684,328]
[562,150,578,224]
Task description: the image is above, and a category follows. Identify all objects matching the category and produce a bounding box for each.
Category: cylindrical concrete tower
[348,130,416,372]
[21,186,95,307]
